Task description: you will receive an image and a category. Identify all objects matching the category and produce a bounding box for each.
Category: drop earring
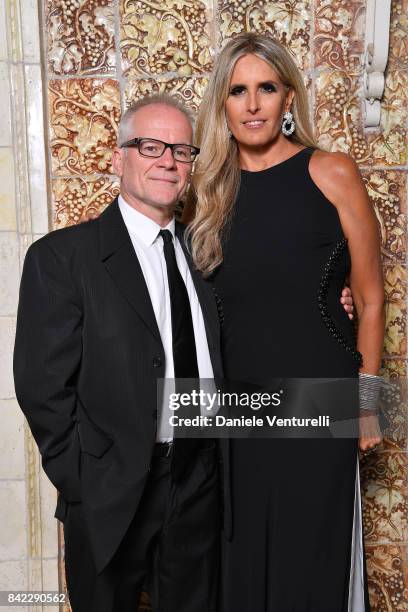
[282,110,295,136]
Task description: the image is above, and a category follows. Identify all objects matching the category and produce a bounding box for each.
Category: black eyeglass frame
[120,137,200,163]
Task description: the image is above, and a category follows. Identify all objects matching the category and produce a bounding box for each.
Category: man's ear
[112,147,124,177]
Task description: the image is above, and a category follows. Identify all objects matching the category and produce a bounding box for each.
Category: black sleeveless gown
[213,147,371,611]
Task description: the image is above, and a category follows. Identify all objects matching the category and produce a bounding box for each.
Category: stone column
[0,0,58,608]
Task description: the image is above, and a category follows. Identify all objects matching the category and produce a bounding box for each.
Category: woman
[184,33,384,611]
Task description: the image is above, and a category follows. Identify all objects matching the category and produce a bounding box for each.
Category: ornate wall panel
[49,78,120,176]
[314,0,366,72]
[315,69,407,164]
[52,176,120,228]
[37,1,408,610]
[388,0,408,69]
[362,170,406,265]
[46,0,116,75]
[124,75,209,112]
[218,0,311,70]
[120,0,214,77]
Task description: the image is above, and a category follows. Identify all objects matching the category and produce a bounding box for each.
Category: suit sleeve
[13,239,83,501]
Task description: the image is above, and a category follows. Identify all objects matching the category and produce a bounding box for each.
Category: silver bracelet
[359,373,381,414]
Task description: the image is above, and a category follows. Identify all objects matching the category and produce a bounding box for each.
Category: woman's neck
[238,139,304,172]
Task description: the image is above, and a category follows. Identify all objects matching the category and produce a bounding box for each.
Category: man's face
[112,104,193,214]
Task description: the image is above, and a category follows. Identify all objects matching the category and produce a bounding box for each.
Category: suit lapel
[175,222,220,350]
[98,199,162,344]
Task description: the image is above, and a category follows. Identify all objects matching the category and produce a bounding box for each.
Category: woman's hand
[359,412,383,451]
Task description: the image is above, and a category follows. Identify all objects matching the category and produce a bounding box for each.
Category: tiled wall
[1,0,406,610]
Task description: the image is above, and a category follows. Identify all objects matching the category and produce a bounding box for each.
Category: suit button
[152,356,162,367]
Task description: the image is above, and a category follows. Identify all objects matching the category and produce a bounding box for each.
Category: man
[14,94,354,612]
[14,95,226,612]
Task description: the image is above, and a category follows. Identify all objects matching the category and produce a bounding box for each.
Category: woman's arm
[309,151,385,450]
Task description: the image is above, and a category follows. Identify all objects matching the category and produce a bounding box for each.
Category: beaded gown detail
[213,147,370,611]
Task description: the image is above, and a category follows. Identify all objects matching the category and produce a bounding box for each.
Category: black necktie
[159,229,200,480]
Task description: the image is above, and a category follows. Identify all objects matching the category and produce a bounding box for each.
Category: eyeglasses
[120,137,200,163]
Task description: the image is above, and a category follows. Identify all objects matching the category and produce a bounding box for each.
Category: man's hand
[340,286,354,320]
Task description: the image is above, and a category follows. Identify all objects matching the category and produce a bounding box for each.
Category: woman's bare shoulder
[308,149,363,210]
[310,149,359,179]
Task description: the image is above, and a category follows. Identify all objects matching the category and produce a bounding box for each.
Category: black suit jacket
[13,198,231,574]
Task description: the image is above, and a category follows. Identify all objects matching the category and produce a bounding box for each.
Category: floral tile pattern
[388,0,408,69]
[314,70,407,165]
[361,170,407,265]
[365,544,408,611]
[52,177,119,229]
[361,452,408,543]
[125,76,208,113]
[218,0,311,70]
[59,526,70,612]
[381,359,407,380]
[365,71,408,166]
[314,70,361,153]
[314,0,366,72]
[49,79,120,176]
[378,364,408,450]
[383,265,407,358]
[120,0,214,77]
[46,0,116,75]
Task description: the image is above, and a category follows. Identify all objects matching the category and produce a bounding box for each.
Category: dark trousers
[63,445,220,612]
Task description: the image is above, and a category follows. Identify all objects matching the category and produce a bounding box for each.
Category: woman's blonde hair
[185,32,317,277]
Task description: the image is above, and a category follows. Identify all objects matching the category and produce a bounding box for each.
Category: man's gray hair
[117,94,195,146]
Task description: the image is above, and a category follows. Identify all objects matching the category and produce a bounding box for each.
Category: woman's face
[225,53,294,151]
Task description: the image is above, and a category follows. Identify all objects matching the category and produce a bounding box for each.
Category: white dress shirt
[118,195,215,441]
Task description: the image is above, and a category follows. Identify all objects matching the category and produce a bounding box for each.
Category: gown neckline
[240,146,312,176]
